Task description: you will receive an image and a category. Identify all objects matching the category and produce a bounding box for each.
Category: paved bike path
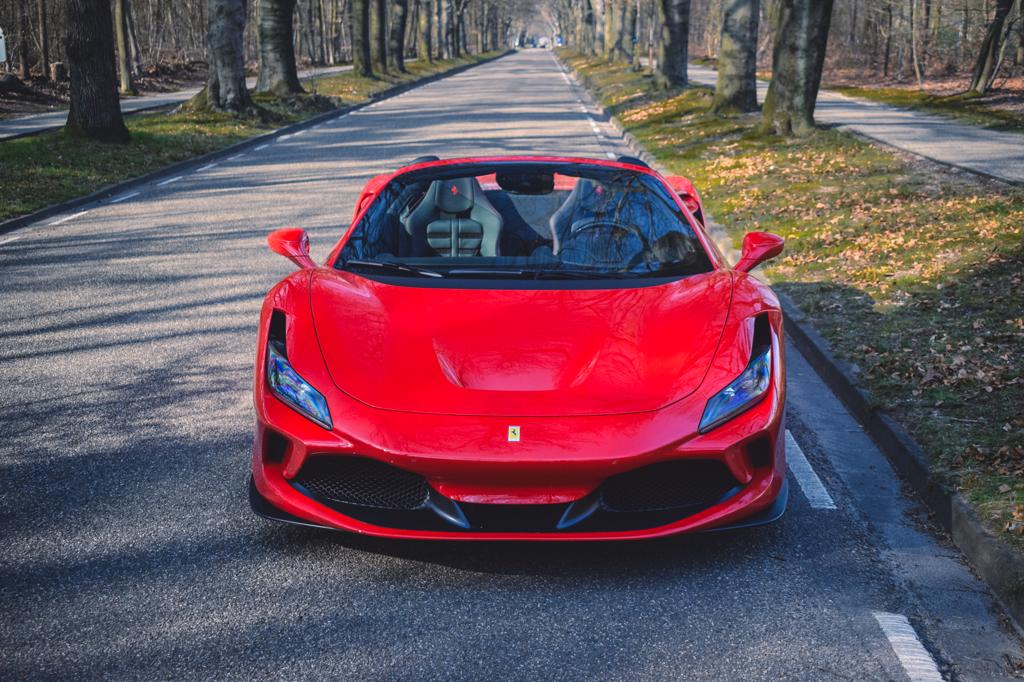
[687,63,1024,185]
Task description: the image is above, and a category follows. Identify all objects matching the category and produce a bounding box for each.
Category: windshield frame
[330,159,719,287]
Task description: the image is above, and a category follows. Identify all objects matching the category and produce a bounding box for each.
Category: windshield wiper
[342,259,444,278]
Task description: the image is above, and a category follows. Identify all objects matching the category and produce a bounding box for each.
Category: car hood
[309,270,733,417]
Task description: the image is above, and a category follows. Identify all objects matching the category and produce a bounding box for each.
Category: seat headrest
[435,178,475,214]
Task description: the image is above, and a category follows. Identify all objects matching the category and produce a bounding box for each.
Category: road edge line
[556,52,1024,635]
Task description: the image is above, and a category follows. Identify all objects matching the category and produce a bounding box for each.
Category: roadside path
[0,64,352,141]
[687,63,1024,185]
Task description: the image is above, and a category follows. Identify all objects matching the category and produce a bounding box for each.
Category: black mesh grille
[292,456,430,510]
[600,460,738,513]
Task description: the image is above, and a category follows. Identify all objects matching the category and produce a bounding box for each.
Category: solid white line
[873,612,943,681]
[197,163,219,172]
[109,191,140,204]
[255,144,270,151]
[49,210,90,226]
[157,175,183,186]
[785,430,837,509]
[0,235,22,246]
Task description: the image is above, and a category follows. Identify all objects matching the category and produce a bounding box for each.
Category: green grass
[560,49,1024,545]
[831,85,1024,132]
[0,53,502,222]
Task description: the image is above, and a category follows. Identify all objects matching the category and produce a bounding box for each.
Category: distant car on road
[250,155,788,539]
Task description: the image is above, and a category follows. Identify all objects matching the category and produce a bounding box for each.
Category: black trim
[249,474,787,536]
[616,155,650,168]
[337,272,689,290]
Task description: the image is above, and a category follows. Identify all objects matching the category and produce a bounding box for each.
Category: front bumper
[250,370,787,540]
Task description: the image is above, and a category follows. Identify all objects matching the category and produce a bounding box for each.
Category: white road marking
[109,191,140,204]
[785,430,837,509]
[49,210,90,226]
[197,163,219,172]
[156,176,183,186]
[227,153,244,160]
[0,235,22,246]
[293,129,307,136]
[873,612,943,681]
[255,144,270,151]
[605,151,616,159]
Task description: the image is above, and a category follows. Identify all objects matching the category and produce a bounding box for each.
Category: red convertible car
[249,155,787,540]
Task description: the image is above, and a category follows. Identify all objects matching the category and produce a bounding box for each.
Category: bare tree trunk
[352,0,373,75]
[37,0,49,80]
[202,0,253,113]
[760,0,834,136]
[64,0,130,141]
[712,0,759,113]
[388,0,409,70]
[16,0,30,79]
[969,0,1015,93]
[126,0,143,75]
[436,0,445,59]
[256,0,304,94]
[910,0,924,87]
[418,0,434,61]
[371,0,388,71]
[115,0,136,93]
[655,0,690,87]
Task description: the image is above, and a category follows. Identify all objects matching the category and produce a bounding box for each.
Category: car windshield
[336,162,713,281]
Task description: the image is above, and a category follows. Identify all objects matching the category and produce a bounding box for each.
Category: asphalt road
[685,63,1024,185]
[1,51,1021,680]
[0,64,352,141]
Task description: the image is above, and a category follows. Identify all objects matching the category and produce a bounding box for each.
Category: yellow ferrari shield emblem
[507,425,521,442]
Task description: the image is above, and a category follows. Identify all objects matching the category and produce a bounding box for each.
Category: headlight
[698,345,772,433]
[266,341,332,429]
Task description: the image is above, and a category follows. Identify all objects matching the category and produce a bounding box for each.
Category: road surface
[1,51,1020,680]
[0,64,352,141]
[686,63,1024,185]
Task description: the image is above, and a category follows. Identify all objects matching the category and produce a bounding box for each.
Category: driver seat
[548,179,612,254]
[401,178,503,257]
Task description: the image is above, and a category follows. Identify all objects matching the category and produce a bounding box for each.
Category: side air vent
[600,460,739,513]
[269,309,287,351]
[292,456,431,510]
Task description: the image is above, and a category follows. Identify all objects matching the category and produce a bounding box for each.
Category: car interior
[339,163,712,277]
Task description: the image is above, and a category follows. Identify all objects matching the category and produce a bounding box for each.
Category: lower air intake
[600,459,739,513]
[293,456,430,510]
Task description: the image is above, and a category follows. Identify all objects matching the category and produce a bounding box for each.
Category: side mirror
[267,228,316,270]
[664,175,703,218]
[735,232,784,273]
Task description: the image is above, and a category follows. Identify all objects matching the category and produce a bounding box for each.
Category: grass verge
[830,85,1024,132]
[558,49,1024,545]
[0,53,501,222]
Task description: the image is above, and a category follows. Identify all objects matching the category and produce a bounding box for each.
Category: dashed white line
[157,175,183,186]
[255,144,270,151]
[0,235,22,246]
[109,191,140,204]
[197,163,219,172]
[785,430,837,509]
[49,210,90,226]
[873,612,943,681]
[227,153,244,160]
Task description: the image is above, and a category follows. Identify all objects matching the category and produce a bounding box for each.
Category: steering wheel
[558,218,655,271]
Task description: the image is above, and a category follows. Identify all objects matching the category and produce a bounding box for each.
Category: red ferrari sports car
[249,155,787,540]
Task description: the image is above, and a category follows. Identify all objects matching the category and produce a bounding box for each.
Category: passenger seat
[401,178,503,257]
